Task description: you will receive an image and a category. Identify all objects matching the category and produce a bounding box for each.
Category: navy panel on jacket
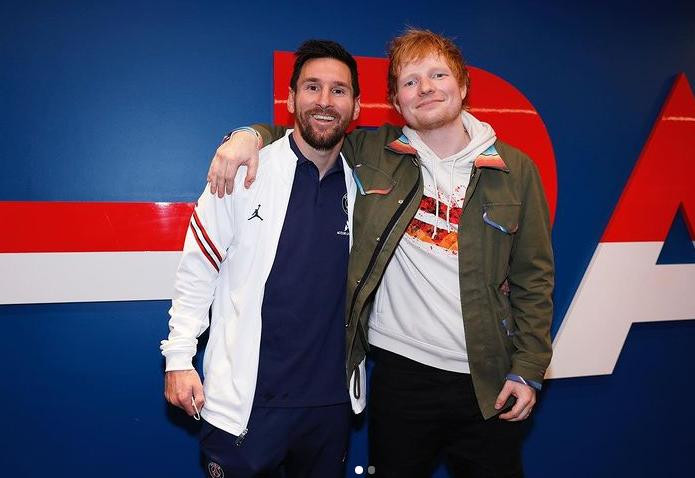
[254,133,350,407]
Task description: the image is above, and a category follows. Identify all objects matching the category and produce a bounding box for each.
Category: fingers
[223,158,238,197]
[207,157,219,195]
[499,399,533,421]
[497,380,536,421]
[494,381,513,410]
[192,380,206,412]
[206,131,260,196]
[243,150,259,189]
[499,402,523,420]
[502,397,534,422]
[164,370,203,417]
[216,155,229,198]
[508,405,534,422]
[207,151,229,197]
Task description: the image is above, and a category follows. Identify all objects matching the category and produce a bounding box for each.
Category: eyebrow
[302,78,352,90]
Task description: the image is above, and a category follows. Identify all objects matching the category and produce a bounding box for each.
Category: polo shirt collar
[289,132,343,175]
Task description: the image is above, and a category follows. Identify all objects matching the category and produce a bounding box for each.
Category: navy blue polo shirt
[254,133,350,407]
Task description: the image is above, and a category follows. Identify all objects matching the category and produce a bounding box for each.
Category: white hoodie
[368,111,497,372]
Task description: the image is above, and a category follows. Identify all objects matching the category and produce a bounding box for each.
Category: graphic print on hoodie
[405,178,466,254]
[404,144,505,254]
[368,112,497,373]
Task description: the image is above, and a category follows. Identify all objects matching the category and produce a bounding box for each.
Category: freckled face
[393,54,466,131]
[288,58,360,150]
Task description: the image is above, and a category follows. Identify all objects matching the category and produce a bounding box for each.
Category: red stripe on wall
[0,202,194,253]
[601,73,695,242]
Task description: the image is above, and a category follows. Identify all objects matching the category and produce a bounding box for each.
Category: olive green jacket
[255,124,554,419]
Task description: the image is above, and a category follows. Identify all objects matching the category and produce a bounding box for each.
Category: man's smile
[416,98,444,109]
[309,112,339,124]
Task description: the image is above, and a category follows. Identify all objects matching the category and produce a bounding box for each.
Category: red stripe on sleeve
[189,223,220,272]
[192,209,224,263]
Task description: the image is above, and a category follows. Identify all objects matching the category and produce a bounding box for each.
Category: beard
[295,105,353,150]
[411,106,462,132]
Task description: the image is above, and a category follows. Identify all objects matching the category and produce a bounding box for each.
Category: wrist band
[221,127,263,149]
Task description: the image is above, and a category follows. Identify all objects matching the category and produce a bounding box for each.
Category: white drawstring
[191,396,201,421]
[431,155,440,239]
[404,115,492,240]
[447,152,466,232]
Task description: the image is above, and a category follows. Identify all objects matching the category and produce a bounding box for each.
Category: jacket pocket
[482,203,520,234]
[500,316,518,338]
[481,203,521,282]
[352,163,397,196]
[490,283,516,336]
[199,420,218,448]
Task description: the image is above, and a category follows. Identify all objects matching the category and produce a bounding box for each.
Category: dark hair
[290,40,360,97]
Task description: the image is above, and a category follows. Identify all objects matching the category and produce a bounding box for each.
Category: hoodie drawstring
[431,153,462,237]
[431,155,440,239]
[403,113,495,239]
[447,156,462,232]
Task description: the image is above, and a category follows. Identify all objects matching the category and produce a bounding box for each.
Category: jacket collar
[385,134,417,155]
[386,135,509,173]
[474,145,509,172]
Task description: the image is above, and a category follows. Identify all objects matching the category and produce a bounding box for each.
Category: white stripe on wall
[0,252,181,305]
[547,241,695,379]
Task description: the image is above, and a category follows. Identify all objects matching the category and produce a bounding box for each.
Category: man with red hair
[208,29,554,477]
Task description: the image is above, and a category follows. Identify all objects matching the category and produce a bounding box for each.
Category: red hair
[388,28,470,107]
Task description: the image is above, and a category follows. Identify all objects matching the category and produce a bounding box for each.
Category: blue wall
[2,1,694,476]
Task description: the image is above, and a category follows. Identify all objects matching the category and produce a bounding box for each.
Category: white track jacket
[160,132,365,438]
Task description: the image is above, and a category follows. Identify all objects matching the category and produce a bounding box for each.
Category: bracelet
[221,127,263,149]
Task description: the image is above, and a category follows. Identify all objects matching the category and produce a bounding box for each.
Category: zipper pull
[235,428,248,446]
[353,364,361,399]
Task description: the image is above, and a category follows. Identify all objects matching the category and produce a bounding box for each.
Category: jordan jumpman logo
[248,204,263,221]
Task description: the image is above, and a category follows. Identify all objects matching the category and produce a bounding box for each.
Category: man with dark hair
[290,40,360,99]
[208,28,554,478]
[161,39,361,478]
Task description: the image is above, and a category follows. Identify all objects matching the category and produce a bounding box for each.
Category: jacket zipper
[347,166,422,381]
[347,163,478,398]
[461,166,480,214]
[235,428,248,446]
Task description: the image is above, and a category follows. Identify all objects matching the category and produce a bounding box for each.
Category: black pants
[368,348,526,478]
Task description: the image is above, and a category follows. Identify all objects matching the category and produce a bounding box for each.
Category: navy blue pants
[200,403,351,478]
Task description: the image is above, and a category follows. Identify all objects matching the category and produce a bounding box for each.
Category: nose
[317,87,332,107]
[418,77,434,96]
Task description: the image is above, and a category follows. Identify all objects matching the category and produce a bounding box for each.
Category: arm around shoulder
[208,124,289,196]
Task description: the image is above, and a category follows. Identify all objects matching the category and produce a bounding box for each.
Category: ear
[460,84,467,105]
[352,96,361,121]
[392,96,402,115]
[287,87,296,114]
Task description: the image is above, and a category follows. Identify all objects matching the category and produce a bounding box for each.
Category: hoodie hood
[402,111,497,237]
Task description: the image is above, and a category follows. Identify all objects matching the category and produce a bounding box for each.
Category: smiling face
[288,57,360,151]
[393,53,467,132]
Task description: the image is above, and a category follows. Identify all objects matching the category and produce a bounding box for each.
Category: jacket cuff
[505,373,542,391]
[162,351,195,372]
